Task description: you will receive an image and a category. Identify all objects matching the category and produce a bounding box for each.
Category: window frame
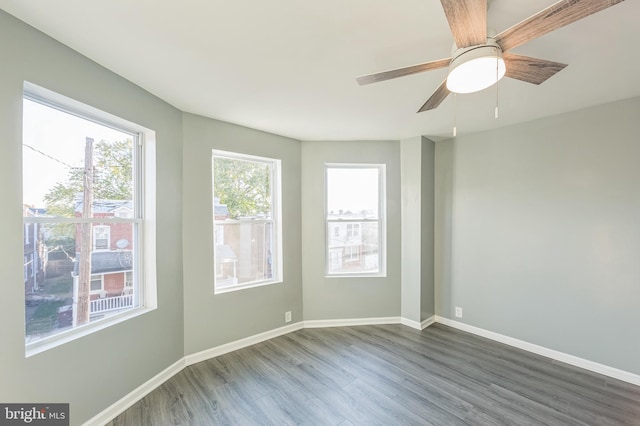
[212,150,283,294]
[324,163,387,278]
[22,82,157,357]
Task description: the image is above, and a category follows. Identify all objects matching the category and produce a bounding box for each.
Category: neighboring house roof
[23,206,47,216]
[215,245,237,262]
[74,250,133,274]
[214,197,229,218]
[327,210,376,220]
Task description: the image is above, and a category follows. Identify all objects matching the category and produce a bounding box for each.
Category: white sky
[326,168,379,214]
[22,99,130,206]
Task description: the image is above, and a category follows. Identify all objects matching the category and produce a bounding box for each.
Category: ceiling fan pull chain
[495,49,500,119]
[453,93,457,137]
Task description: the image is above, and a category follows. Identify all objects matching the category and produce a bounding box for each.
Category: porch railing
[90,294,133,315]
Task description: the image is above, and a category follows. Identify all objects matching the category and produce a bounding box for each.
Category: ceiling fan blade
[356,58,451,86]
[504,53,567,84]
[495,0,625,52]
[440,0,487,48]
[418,80,450,112]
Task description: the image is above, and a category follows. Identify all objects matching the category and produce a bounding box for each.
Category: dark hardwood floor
[107,324,640,425]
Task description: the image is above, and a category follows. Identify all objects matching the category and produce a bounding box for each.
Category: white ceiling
[1,0,638,141]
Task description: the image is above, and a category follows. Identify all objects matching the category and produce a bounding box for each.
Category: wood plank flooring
[107,324,640,425]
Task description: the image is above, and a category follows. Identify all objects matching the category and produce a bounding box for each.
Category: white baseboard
[184,322,304,366]
[83,357,185,426]
[421,315,436,330]
[435,316,640,387]
[86,315,640,424]
[302,316,433,330]
[400,315,435,330]
[304,316,401,328]
[400,317,421,330]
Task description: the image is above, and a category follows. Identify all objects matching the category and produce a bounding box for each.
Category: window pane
[327,221,379,274]
[212,156,272,219]
[23,99,134,218]
[326,168,379,219]
[25,215,138,344]
[212,152,280,292]
[214,221,274,289]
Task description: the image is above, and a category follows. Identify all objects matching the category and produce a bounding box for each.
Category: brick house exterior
[74,199,134,307]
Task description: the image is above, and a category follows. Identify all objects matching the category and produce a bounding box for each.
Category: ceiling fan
[356,0,625,112]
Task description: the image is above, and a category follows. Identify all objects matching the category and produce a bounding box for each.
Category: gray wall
[400,136,435,325]
[0,10,184,425]
[182,113,302,355]
[301,140,401,320]
[435,97,640,375]
[435,136,455,319]
[420,137,435,322]
[400,136,435,323]
[400,137,423,323]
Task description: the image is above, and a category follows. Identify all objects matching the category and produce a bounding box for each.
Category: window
[90,275,104,294]
[347,223,360,238]
[325,164,386,276]
[22,82,156,355]
[115,207,133,219]
[345,245,360,262]
[212,150,282,293]
[125,271,133,288]
[93,225,110,250]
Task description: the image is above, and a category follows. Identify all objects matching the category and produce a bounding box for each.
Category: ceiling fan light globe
[446,46,506,94]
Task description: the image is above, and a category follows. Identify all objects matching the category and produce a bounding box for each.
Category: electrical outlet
[455,307,463,318]
[285,311,292,323]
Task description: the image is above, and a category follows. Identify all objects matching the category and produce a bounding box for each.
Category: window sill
[25,306,156,358]
[325,272,387,279]
[214,279,282,295]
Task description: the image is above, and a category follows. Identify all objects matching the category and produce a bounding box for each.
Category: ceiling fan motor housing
[447,39,506,94]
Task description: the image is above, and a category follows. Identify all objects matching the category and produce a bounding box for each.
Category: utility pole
[76,137,94,325]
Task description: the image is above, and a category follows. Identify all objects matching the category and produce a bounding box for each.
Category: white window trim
[324,163,387,278]
[212,150,283,294]
[23,82,157,357]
